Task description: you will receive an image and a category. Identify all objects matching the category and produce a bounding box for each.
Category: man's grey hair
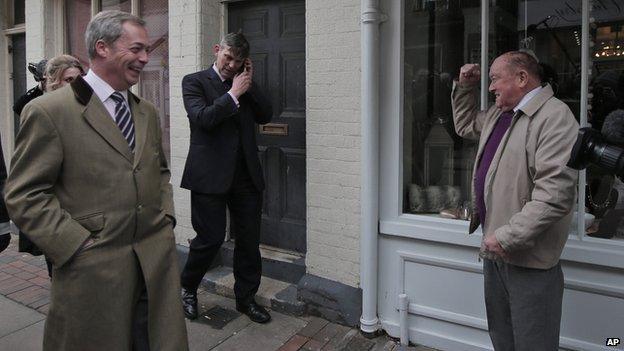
[220,32,250,59]
[85,10,146,59]
[501,51,541,79]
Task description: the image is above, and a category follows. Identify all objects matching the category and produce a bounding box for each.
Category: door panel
[229,0,306,253]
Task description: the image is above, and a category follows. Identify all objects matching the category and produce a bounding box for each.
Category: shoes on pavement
[181,287,198,320]
[236,300,271,324]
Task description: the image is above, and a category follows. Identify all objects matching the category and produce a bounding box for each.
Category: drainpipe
[359,0,384,336]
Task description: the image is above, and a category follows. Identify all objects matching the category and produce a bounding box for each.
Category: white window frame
[2,0,26,152]
[379,0,624,269]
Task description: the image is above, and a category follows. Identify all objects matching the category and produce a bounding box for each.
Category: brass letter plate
[259,123,288,136]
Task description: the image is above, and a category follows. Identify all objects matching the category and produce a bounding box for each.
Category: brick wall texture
[305,0,361,287]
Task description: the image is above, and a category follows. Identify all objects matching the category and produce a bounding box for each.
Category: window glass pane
[101,0,131,12]
[585,5,624,242]
[510,1,582,116]
[140,0,170,162]
[403,1,480,219]
[12,33,26,137]
[66,0,92,70]
[14,0,25,24]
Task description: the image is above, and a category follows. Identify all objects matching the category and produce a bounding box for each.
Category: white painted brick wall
[169,0,222,245]
[24,0,44,89]
[306,0,361,288]
[0,2,11,159]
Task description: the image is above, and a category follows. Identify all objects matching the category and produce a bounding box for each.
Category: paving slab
[320,325,357,351]
[0,320,44,351]
[186,291,252,351]
[298,317,329,338]
[0,295,45,338]
[211,305,308,351]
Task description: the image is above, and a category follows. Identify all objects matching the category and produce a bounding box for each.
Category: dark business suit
[180,66,272,304]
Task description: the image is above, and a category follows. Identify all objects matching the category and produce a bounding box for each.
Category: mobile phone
[239,59,250,73]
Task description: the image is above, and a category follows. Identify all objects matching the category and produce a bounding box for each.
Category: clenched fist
[459,63,481,87]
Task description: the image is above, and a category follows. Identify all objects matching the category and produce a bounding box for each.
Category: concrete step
[219,241,306,284]
[196,265,307,317]
[176,245,306,317]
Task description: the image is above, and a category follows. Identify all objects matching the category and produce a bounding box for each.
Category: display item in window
[408,184,461,213]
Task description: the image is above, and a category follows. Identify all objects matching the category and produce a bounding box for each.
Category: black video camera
[27,59,47,82]
[567,110,624,179]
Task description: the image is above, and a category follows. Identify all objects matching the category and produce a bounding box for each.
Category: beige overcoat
[452,83,579,269]
[4,76,188,351]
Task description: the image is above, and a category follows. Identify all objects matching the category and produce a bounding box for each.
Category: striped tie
[110,92,135,151]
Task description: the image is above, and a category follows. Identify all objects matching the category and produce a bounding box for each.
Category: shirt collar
[513,86,542,113]
[83,69,128,104]
[212,63,226,82]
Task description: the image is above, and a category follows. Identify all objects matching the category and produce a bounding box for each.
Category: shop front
[376,0,624,349]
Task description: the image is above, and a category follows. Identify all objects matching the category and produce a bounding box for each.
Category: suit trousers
[181,159,263,305]
[483,258,563,351]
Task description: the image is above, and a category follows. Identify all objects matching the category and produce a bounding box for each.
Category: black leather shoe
[181,288,198,320]
[236,301,271,323]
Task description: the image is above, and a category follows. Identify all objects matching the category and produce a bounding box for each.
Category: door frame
[2,0,26,155]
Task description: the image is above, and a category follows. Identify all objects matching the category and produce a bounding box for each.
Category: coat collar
[70,76,146,166]
[71,75,141,106]
[514,84,554,119]
[204,66,229,95]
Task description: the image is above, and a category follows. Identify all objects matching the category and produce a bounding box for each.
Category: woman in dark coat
[0,133,11,253]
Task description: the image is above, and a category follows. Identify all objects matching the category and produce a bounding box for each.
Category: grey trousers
[483,259,564,351]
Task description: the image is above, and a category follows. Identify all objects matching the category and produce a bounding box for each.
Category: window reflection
[403,1,477,219]
[586,3,624,241]
[402,0,624,239]
[66,0,92,70]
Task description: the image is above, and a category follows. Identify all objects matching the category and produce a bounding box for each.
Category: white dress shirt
[513,86,542,113]
[213,63,240,108]
[83,69,131,121]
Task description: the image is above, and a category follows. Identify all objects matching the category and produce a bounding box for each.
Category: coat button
[137,204,143,212]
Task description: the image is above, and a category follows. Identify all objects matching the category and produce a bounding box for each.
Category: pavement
[0,235,436,351]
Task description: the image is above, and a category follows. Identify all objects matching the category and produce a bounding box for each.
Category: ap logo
[606,337,621,347]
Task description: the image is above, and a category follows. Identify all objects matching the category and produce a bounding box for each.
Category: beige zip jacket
[451,82,579,269]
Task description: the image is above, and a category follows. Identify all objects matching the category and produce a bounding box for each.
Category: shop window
[66,0,92,69]
[493,1,624,243]
[140,0,170,162]
[402,1,481,219]
[101,0,131,12]
[585,5,624,242]
[402,0,624,244]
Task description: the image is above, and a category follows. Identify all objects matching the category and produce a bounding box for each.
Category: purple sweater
[474,111,514,227]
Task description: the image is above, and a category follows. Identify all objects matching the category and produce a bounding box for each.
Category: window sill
[380,214,624,269]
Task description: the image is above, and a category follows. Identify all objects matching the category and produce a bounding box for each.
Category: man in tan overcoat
[452,51,578,350]
[4,11,188,351]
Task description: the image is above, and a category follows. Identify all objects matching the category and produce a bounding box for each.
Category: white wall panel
[378,235,624,351]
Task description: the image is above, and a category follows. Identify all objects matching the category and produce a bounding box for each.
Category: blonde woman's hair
[45,55,85,92]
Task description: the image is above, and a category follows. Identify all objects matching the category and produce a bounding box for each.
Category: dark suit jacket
[0,133,8,224]
[180,67,272,194]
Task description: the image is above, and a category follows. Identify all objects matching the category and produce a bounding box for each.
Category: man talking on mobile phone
[179,31,273,323]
